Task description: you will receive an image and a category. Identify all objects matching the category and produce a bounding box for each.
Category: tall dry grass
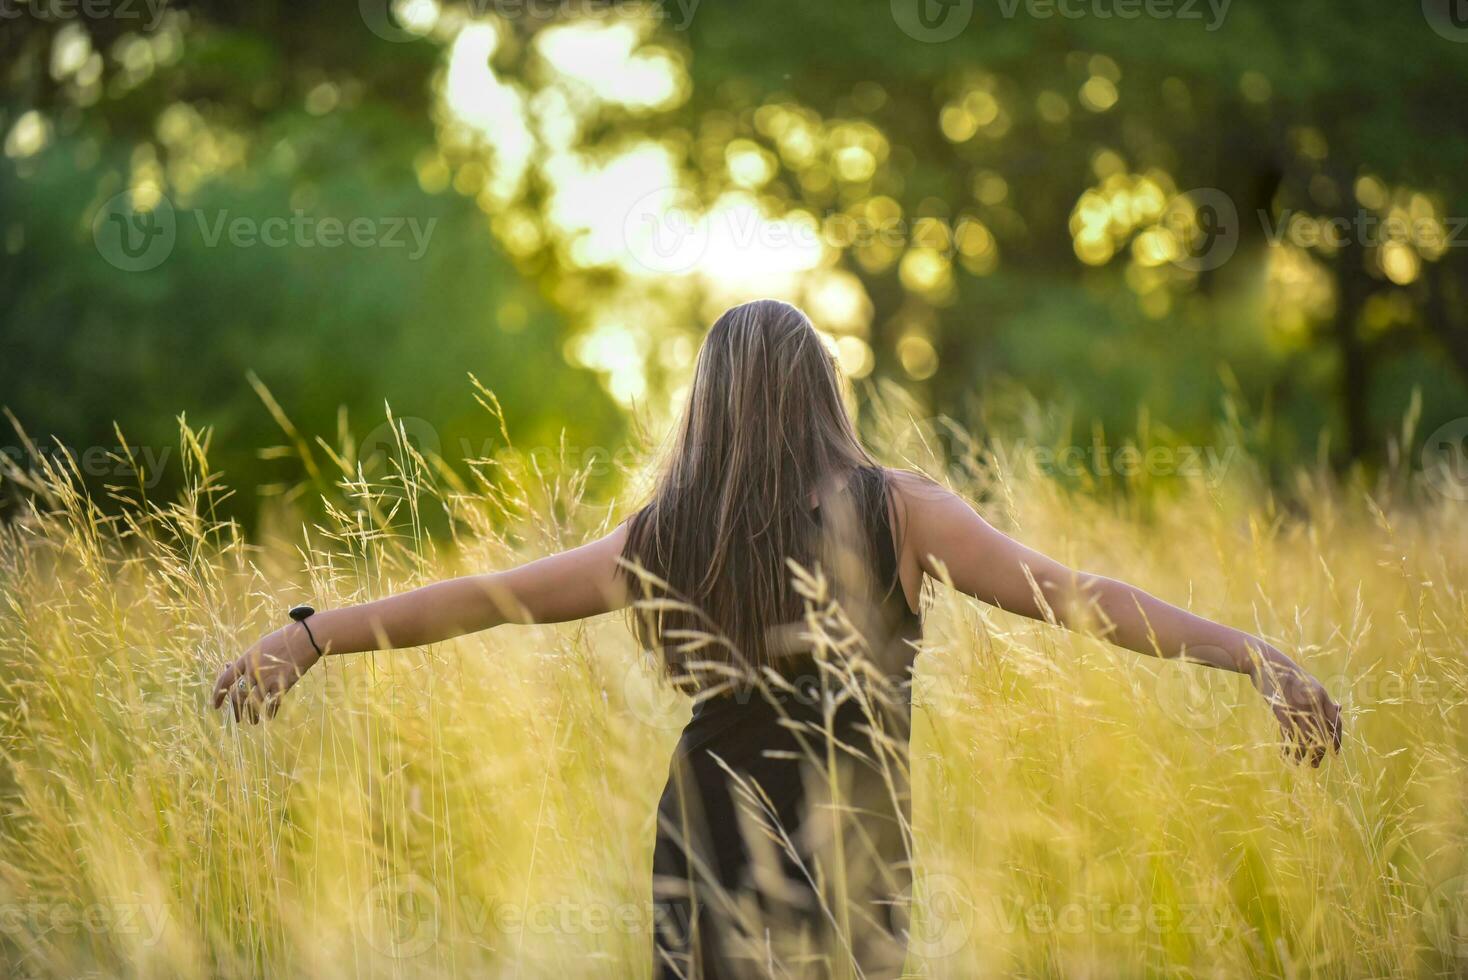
[0,391,1464,978]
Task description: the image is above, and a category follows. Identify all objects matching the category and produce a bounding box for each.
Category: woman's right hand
[211,625,321,724]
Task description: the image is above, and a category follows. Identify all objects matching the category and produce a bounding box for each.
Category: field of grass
[0,398,1465,978]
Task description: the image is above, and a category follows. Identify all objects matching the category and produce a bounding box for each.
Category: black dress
[650,467,923,978]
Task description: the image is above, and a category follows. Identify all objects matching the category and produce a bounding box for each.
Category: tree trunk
[1331,237,1373,462]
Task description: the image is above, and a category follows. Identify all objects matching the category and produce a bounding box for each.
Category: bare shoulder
[880,466,994,546]
[881,467,961,511]
[877,468,959,543]
[881,467,942,494]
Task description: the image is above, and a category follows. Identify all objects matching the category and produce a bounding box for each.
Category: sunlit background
[4,6,1468,978]
[3,0,1467,518]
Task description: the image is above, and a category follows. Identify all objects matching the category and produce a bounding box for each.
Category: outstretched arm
[892,472,1341,765]
[211,525,629,722]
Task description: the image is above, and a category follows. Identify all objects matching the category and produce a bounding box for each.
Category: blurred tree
[4,0,1466,518]
[1,3,622,524]
[659,0,1468,461]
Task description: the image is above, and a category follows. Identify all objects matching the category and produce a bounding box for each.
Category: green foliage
[1,115,620,524]
[2,0,1467,522]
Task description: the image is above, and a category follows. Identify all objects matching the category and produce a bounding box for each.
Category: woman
[212,299,1341,977]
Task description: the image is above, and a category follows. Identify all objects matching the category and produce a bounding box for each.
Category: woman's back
[646,464,922,979]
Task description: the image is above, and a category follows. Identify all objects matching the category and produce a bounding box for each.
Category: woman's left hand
[211,625,321,724]
[1254,662,1343,766]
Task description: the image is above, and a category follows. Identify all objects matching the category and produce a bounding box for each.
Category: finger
[248,679,268,725]
[232,675,257,724]
[1298,707,1333,767]
[1303,704,1327,742]
[267,665,300,696]
[262,686,281,724]
[1316,709,1338,763]
[1288,714,1312,764]
[1280,722,1305,763]
[241,680,260,725]
[230,678,246,723]
[1314,711,1333,747]
[1275,707,1306,761]
[212,660,240,709]
[259,674,292,715]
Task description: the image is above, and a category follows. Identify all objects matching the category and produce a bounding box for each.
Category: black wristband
[288,604,325,658]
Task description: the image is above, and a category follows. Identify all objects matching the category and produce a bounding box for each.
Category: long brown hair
[622,299,893,674]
